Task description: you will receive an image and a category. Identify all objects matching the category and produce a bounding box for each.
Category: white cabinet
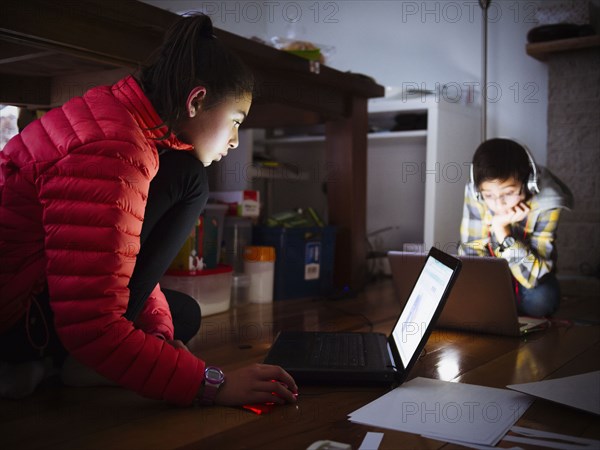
[367,97,480,253]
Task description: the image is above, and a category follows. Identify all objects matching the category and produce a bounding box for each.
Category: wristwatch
[198,366,225,405]
[499,236,516,252]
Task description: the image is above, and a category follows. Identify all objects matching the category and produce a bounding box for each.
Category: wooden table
[0,0,384,292]
[1,278,599,450]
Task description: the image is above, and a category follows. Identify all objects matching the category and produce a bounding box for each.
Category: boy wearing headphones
[459,138,573,317]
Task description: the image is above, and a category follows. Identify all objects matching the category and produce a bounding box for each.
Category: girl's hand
[213,363,298,406]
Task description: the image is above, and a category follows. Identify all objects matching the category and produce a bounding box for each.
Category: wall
[546,47,600,277]
[144,0,549,164]
[269,1,548,162]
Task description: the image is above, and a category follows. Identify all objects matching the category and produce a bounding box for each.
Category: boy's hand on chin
[490,202,530,241]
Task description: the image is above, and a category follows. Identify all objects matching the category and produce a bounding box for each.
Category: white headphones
[468,138,539,202]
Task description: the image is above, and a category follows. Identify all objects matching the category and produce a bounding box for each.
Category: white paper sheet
[348,377,532,447]
[358,432,384,450]
[507,371,600,415]
[505,426,600,449]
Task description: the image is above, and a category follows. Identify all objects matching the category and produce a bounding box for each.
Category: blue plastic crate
[252,226,336,300]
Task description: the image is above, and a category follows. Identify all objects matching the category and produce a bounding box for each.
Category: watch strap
[198,366,224,406]
[198,382,218,405]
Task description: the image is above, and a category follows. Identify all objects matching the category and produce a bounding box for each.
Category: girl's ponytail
[140,13,254,137]
[195,14,215,38]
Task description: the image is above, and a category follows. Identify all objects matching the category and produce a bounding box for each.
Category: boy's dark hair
[472,138,532,189]
[140,13,254,136]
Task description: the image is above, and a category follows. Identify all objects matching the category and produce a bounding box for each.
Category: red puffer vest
[0,76,204,405]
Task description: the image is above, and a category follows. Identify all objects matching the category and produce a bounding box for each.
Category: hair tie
[181,12,216,39]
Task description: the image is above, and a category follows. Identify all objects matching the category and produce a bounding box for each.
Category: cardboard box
[209,190,260,218]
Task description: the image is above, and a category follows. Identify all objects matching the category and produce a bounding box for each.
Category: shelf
[259,135,327,144]
[368,130,427,141]
[248,165,310,181]
[526,35,600,61]
[259,129,427,145]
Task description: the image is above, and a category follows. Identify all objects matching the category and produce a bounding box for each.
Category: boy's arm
[459,185,490,256]
[498,208,561,289]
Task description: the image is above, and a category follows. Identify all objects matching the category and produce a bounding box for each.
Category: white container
[244,246,275,304]
[160,265,233,316]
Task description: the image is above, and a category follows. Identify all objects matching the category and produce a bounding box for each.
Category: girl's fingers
[256,364,298,392]
[254,379,298,402]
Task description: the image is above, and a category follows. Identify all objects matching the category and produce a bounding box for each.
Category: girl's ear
[186,86,207,118]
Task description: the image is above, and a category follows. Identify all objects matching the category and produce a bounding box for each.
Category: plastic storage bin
[160,265,233,316]
[252,226,336,300]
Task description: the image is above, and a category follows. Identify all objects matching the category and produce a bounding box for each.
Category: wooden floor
[1,276,599,450]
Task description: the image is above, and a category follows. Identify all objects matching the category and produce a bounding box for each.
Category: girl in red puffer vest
[0,13,297,407]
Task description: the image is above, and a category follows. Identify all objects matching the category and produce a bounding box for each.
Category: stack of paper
[348,377,532,447]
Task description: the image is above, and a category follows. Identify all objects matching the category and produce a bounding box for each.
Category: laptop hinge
[386,342,398,373]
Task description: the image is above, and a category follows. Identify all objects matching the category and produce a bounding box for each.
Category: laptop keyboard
[311,333,366,367]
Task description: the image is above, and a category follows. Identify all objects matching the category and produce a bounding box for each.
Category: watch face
[205,367,224,384]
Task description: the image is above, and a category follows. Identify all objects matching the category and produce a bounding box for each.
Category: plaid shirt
[458,185,561,289]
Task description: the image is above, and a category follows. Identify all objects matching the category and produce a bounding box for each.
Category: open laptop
[263,247,461,385]
[388,252,548,337]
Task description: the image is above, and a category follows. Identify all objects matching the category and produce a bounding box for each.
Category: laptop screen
[391,254,455,368]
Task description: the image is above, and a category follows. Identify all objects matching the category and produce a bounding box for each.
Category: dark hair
[140,13,254,136]
[472,138,532,189]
